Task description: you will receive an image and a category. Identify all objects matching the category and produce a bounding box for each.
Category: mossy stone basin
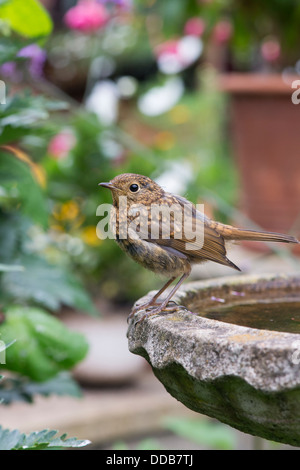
[127,273,300,446]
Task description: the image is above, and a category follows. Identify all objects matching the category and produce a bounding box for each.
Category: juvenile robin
[99,173,299,320]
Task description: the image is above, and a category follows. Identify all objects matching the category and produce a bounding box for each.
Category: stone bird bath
[127,273,300,446]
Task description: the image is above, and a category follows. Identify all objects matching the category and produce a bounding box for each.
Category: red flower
[184,17,205,37]
[64,0,109,33]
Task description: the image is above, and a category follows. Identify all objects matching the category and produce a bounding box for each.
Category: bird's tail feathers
[214,223,299,244]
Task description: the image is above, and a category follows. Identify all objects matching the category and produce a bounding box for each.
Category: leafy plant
[0,426,90,450]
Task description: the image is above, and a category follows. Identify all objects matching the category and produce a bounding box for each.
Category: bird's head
[99,173,164,205]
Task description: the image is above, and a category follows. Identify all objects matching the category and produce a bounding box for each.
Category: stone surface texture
[127,273,300,446]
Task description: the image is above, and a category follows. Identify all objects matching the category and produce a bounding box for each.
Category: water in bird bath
[202,299,300,334]
[177,274,300,334]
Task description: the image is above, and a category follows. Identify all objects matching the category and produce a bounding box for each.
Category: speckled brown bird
[99,173,299,320]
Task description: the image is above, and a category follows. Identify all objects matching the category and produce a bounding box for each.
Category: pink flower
[261,39,281,63]
[64,0,109,33]
[212,20,233,44]
[48,131,76,159]
[154,40,179,59]
[184,17,205,37]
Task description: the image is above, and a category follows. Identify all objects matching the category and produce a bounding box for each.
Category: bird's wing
[147,193,240,271]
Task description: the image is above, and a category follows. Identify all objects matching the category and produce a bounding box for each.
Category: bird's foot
[128,298,180,321]
[132,301,185,326]
[127,299,160,322]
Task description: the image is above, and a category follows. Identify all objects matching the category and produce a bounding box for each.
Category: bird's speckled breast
[115,236,189,277]
[110,198,190,277]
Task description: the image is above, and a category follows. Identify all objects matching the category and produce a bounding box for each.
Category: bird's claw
[129,302,186,326]
[127,301,158,322]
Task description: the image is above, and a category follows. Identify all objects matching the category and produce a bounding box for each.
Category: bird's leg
[128,276,176,319]
[135,269,191,323]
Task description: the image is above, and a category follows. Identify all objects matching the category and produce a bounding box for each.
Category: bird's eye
[129,183,139,193]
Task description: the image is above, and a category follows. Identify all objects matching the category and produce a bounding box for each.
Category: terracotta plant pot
[219,73,300,252]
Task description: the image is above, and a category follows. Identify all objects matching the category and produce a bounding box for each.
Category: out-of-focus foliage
[0,305,89,382]
[0,372,82,405]
[162,416,236,450]
[135,0,300,71]
[0,94,68,146]
[0,0,92,395]
[0,0,52,38]
[0,147,97,313]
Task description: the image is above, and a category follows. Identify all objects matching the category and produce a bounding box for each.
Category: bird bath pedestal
[127,273,300,446]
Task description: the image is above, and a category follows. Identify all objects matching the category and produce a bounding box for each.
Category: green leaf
[0,305,89,381]
[0,0,53,38]
[2,254,97,315]
[0,426,90,450]
[162,417,236,450]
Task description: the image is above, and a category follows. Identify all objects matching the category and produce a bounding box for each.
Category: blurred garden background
[0,0,300,450]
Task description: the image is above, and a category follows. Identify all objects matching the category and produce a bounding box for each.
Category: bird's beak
[98,182,118,191]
